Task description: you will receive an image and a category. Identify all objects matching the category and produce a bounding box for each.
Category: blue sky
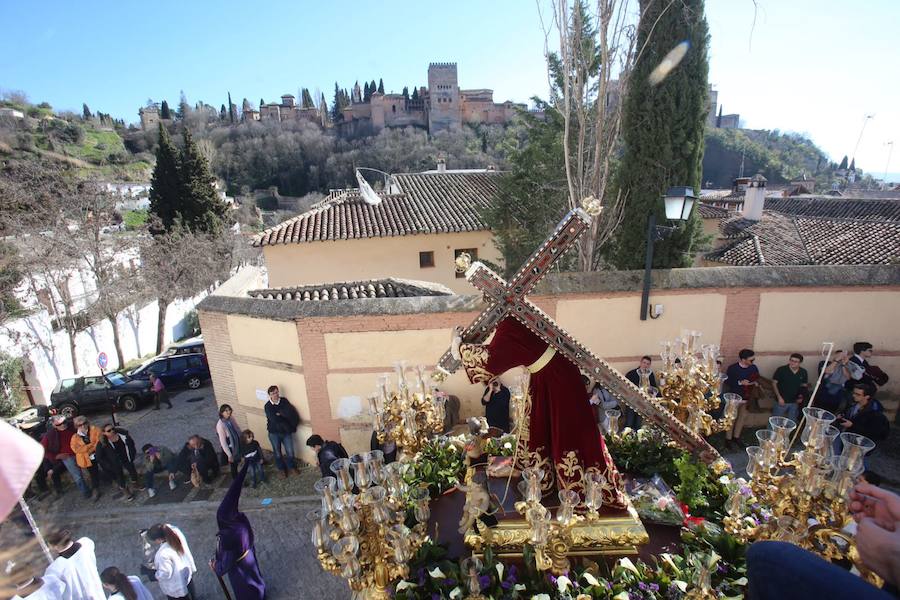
[1,0,898,178]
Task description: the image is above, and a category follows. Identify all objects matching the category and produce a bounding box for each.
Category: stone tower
[427,62,461,133]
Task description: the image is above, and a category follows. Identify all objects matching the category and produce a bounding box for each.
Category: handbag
[866,365,890,387]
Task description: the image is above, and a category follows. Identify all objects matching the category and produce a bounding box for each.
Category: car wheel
[59,403,78,419]
[121,395,138,412]
[187,376,202,389]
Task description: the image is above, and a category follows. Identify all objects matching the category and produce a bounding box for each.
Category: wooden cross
[436,208,721,464]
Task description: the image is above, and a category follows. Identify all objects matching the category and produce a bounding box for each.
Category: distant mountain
[702,128,832,189]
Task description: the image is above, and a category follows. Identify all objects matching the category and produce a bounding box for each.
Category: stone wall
[199,264,900,459]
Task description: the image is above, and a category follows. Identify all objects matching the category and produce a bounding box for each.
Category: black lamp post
[639,186,696,321]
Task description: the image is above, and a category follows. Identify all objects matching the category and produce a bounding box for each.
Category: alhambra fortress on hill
[139,62,528,136]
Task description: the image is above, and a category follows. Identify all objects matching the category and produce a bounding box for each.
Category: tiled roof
[252,172,500,247]
[764,196,900,223]
[697,203,729,219]
[706,212,900,266]
[248,278,453,301]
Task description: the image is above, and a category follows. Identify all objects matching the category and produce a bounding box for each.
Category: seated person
[174,435,220,484]
[140,444,177,497]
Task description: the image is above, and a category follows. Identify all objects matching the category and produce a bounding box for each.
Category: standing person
[480,378,511,432]
[817,349,852,413]
[8,562,66,600]
[99,567,153,600]
[772,353,809,423]
[140,444,177,497]
[45,528,105,600]
[96,424,140,502]
[210,462,267,600]
[147,524,197,600]
[149,373,172,410]
[724,350,760,446]
[70,416,102,501]
[40,415,89,498]
[264,385,301,478]
[306,434,349,478]
[624,356,658,430]
[215,404,242,480]
[174,435,220,485]
[240,430,266,488]
[848,341,890,390]
[370,429,397,464]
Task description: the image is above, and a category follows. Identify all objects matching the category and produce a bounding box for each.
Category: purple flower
[717,564,728,574]
[479,575,491,591]
[606,581,614,590]
[739,485,752,496]
[432,594,440,600]
[442,578,456,587]
[639,582,649,591]
[501,580,512,590]
[417,568,426,586]
[649,583,660,592]
[550,575,558,585]
[507,565,518,581]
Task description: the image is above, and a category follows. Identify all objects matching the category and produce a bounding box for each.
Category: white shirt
[45,537,105,600]
[153,525,196,598]
[12,574,67,600]
[109,576,153,600]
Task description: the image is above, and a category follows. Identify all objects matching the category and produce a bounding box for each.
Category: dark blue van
[128,353,210,390]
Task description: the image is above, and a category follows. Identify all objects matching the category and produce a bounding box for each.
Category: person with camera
[481,377,511,432]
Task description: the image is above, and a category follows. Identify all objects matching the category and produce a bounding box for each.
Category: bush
[123,209,149,230]
[0,352,26,417]
[255,195,278,210]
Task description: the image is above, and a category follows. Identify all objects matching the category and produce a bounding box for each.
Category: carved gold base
[464,499,648,560]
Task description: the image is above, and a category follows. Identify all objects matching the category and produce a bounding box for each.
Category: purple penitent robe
[214,461,267,600]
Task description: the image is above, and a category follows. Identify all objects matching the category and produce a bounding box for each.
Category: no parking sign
[97,352,108,371]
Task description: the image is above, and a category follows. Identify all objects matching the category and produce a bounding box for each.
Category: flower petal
[428,567,447,579]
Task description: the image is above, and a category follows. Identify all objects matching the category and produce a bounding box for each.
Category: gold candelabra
[723,408,882,585]
[657,331,743,436]
[309,451,430,599]
[370,362,446,458]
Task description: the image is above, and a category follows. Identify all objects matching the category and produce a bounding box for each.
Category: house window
[419,251,435,268]
[454,248,477,278]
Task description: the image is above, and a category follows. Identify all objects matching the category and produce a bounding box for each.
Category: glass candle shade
[774,516,804,544]
[638,370,651,392]
[432,396,447,427]
[331,458,354,492]
[378,375,390,403]
[389,525,412,562]
[800,407,836,449]
[756,430,781,467]
[745,446,762,479]
[522,467,544,503]
[350,454,371,489]
[410,487,431,523]
[829,456,862,498]
[307,509,326,550]
[584,472,604,511]
[526,507,550,546]
[605,409,621,435]
[340,556,362,580]
[840,433,875,472]
[367,450,385,484]
[460,557,483,596]
[314,476,337,514]
[337,507,360,534]
[557,490,579,524]
[723,393,744,421]
[394,361,408,389]
[768,416,797,452]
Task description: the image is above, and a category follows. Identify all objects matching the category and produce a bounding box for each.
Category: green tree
[82,103,92,120]
[332,82,343,121]
[160,100,171,120]
[228,92,235,123]
[219,104,227,120]
[0,352,26,416]
[377,78,385,94]
[148,123,182,233]
[178,129,229,234]
[260,97,265,108]
[849,157,856,172]
[363,81,371,102]
[178,90,189,118]
[838,155,849,170]
[609,0,710,269]
[411,87,420,101]
[402,86,410,101]
[301,88,314,108]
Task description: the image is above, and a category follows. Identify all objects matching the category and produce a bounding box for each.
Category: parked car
[162,336,205,357]
[7,405,51,441]
[128,352,210,390]
[50,373,154,418]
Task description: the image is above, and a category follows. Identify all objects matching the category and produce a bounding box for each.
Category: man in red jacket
[40,415,90,498]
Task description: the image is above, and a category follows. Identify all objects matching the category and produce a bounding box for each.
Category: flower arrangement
[403,436,467,498]
[484,434,517,457]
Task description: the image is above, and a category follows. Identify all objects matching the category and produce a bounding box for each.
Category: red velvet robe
[461,317,626,508]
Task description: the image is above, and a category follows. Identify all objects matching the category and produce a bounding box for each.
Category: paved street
[4,384,348,599]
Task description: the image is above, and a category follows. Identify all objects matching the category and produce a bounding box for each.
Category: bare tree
[542,0,681,269]
[140,225,235,354]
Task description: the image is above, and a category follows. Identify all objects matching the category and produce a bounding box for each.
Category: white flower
[618,557,640,575]
[428,567,447,579]
[672,580,688,592]
[449,586,462,599]
[396,581,417,591]
[582,572,600,586]
[556,575,573,593]
[514,584,526,591]
[531,594,551,600]
[503,441,513,449]
[495,563,504,580]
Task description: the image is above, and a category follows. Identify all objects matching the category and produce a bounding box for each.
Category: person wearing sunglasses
[96,423,140,502]
[70,416,103,501]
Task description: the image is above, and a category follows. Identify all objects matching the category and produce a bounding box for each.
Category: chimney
[742,173,767,221]
[436,158,446,173]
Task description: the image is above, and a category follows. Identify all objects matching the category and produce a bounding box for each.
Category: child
[241,430,265,488]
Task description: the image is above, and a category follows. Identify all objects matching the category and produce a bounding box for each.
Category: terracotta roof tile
[247,278,453,301]
[253,172,500,247]
[697,203,729,219]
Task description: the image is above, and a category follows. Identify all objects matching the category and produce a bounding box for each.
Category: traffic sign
[97,352,108,370]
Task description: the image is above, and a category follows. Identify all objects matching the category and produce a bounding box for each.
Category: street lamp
[639,187,696,321]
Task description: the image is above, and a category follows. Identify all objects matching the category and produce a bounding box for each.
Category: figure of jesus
[455,316,626,508]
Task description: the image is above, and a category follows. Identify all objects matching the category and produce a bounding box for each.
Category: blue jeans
[771,401,800,423]
[268,432,295,472]
[248,461,265,487]
[60,456,89,496]
[747,541,893,600]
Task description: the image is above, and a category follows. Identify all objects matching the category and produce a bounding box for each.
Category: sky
[1,0,898,179]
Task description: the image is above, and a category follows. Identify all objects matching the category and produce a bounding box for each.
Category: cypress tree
[219,104,227,120]
[332,83,343,121]
[179,129,228,234]
[609,0,710,269]
[411,87,420,101]
[82,103,92,120]
[363,82,371,102]
[838,155,849,170]
[377,78,384,94]
[227,92,235,123]
[160,100,171,120]
[148,123,182,233]
[849,158,856,172]
[402,86,409,100]
[260,97,265,108]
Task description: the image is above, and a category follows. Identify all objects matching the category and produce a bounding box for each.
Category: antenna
[884,141,895,185]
